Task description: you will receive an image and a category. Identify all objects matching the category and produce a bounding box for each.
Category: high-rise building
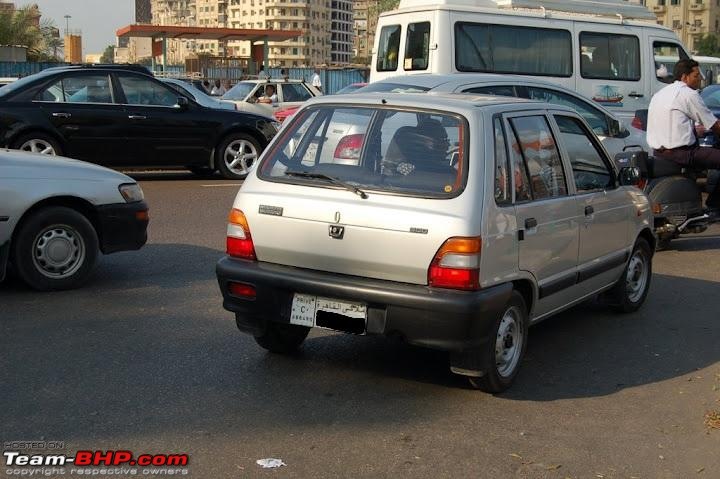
[644,0,720,53]
[64,33,82,63]
[331,1,353,64]
[0,1,15,14]
[151,0,197,65]
[227,0,331,67]
[136,0,152,23]
[353,1,380,63]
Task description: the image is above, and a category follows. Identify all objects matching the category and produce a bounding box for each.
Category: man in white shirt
[647,59,720,213]
[311,68,322,93]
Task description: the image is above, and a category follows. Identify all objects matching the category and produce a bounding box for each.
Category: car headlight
[119,183,144,203]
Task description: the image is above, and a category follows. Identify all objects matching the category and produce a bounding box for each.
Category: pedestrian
[280,68,289,81]
[210,79,226,96]
[311,68,322,93]
[646,58,720,216]
[258,63,268,80]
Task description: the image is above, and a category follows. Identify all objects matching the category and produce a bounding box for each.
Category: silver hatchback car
[216,92,654,392]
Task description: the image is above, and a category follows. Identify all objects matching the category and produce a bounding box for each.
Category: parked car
[222,78,321,117]
[358,73,649,157]
[0,149,148,291]
[216,92,655,392]
[161,77,238,111]
[0,65,279,179]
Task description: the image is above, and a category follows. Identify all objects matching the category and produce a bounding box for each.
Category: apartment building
[645,0,720,53]
[151,0,197,64]
[0,1,15,14]
[226,0,331,67]
[352,1,379,62]
[331,1,353,64]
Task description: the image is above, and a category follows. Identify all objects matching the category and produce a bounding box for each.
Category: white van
[370,0,691,121]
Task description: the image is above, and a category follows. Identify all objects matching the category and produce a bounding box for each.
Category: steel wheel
[495,305,524,378]
[19,138,58,155]
[625,248,649,304]
[223,138,259,177]
[31,224,86,279]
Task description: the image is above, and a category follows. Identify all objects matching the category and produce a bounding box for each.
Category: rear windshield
[258,106,468,198]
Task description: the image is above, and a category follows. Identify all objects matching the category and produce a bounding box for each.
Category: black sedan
[0,65,279,179]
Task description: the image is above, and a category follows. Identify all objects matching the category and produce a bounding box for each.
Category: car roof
[41,63,153,75]
[304,91,564,115]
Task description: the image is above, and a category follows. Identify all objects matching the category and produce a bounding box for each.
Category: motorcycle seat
[647,156,685,178]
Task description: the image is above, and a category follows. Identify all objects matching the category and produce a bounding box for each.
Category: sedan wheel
[216,133,262,180]
[20,138,58,155]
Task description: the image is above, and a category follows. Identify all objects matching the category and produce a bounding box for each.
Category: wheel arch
[9,196,100,260]
[638,227,656,256]
[511,278,535,317]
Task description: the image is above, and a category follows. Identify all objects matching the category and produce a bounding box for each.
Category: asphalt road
[2,172,720,479]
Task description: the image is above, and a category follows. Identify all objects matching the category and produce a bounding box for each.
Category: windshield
[356,82,431,94]
[701,86,720,108]
[258,105,467,198]
[222,82,256,101]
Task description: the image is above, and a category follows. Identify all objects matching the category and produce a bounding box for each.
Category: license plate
[290,294,367,328]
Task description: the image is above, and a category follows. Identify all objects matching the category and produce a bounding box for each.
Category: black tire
[12,132,63,156]
[215,133,262,180]
[609,238,652,313]
[11,207,98,291]
[467,291,529,393]
[254,322,310,354]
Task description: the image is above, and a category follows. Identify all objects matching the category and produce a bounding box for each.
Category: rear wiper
[284,170,369,199]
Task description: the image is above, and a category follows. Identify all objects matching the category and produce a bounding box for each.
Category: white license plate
[290,294,367,328]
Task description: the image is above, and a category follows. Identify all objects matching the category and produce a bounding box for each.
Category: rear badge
[329,225,345,239]
[259,205,283,216]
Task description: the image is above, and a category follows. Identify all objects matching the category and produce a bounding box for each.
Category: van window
[554,115,614,192]
[509,116,568,199]
[377,25,401,72]
[404,22,430,71]
[579,32,640,81]
[654,42,690,84]
[259,106,467,198]
[455,23,572,77]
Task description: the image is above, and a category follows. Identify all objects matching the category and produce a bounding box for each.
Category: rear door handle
[525,218,538,229]
[128,115,147,120]
[585,205,594,216]
[51,112,71,118]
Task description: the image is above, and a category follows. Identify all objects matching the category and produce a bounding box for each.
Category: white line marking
[201,184,242,187]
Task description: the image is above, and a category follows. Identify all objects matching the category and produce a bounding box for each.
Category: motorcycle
[615,148,719,250]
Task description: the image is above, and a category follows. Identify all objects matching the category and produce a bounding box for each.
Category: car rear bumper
[216,257,512,352]
[95,201,149,254]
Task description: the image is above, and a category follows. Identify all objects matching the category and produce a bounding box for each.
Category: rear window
[376,25,402,72]
[258,106,467,198]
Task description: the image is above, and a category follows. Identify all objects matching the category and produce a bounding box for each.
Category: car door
[115,72,216,167]
[551,112,632,296]
[278,83,314,110]
[34,72,128,164]
[504,112,580,318]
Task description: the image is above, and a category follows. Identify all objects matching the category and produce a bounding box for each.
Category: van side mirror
[175,96,189,110]
[618,166,641,186]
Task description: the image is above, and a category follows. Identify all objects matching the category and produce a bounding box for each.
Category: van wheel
[467,291,528,393]
[609,238,652,313]
[254,322,310,354]
[11,206,98,291]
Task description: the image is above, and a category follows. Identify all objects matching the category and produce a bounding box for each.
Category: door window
[553,115,614,192]
[281,83,312,102]
[404,22,430,71]
[118,75,179,106]
[508,116,568,199]
[653,42,690,84]
[36,75,112,103]
[526,86,610,136]
[579,32,640,81]
[376,25,401,72]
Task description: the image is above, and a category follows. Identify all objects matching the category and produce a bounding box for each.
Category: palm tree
[0,5,62,61]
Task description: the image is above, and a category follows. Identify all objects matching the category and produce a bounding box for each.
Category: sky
[29,0,134,55]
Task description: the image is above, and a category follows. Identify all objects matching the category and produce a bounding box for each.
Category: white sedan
[0,150,149,291]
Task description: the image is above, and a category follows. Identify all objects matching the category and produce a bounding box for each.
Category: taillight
[226,208,256,260]
[228,281,257,299]
[334,134,364,162]
[428,237,482,290]
[631,116,645,131]
[636,178,647,190]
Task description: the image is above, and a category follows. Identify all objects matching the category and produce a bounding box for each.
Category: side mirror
[175,96,189,110]
[618,166,641,186]
[608,117,621,137]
